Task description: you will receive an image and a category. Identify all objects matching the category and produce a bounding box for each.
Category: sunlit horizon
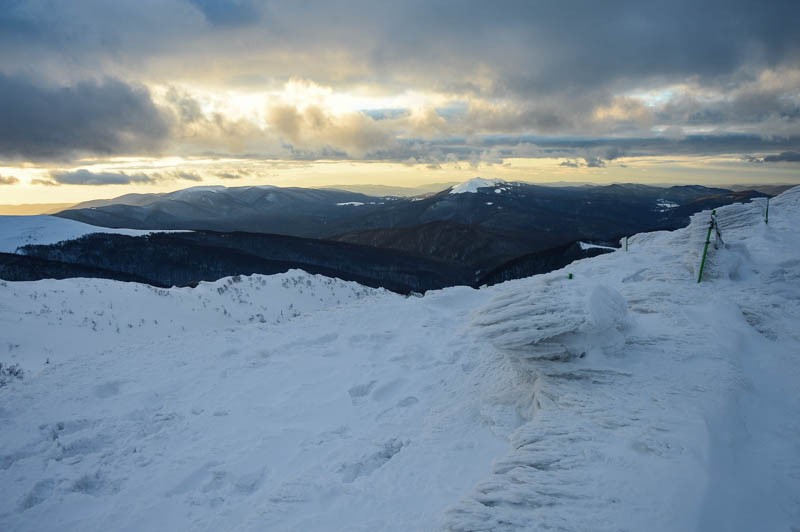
[3,153,800,208]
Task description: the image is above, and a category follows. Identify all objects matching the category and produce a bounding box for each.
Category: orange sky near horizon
[1,154,798,209]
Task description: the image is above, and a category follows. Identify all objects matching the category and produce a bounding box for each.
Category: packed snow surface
[1,188,799,531]
[449,177,507,194]
[0,215,176,254]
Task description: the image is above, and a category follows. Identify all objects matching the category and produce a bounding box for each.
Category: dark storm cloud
[764,151,800,162]
[478,134,800,158]
[174,171,204,181]
[0,75,171,161]
[558,156,607,169]
[371,133,800,167]
[748,151,800,163]
[45,169,207,185]
[2,1,797,92]
[217,172,242,179]
[51,170,155,185]
[477,1,797,95]
[658,84,800,128]
[269,0,799,96]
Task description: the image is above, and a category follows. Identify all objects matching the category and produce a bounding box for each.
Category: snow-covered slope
[0,215,174,253]
[0,271,380,370]
[445,189,800,531]
[1,188,799,531]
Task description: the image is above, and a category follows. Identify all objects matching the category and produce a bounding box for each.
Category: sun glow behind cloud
[154,79,447,129]
[275,79,436,116]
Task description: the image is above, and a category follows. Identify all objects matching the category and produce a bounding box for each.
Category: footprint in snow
[348,380,377,404]
[168,462,267,503]
[94,380,125,399]
[370,378,406,402]
[70,471,121,496]
[396,396,419,408]
[18,479,56,511]
[337,438,406,483]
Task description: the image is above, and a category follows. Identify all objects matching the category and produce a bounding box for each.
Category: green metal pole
[697,210,715,283]
[625,236,628,251]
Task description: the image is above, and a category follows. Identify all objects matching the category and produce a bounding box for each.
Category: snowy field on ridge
[1,188,799,531]
[0,215,182,254]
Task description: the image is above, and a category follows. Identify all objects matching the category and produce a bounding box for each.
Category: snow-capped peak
[449,177,507,194]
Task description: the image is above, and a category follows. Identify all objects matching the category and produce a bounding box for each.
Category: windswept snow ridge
[1,187,799,531]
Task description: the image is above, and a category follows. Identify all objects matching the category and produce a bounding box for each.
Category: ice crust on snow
[1,187,799,531]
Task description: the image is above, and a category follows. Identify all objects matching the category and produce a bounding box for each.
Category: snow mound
[473,281,629,361]
[0,215,174,254]
[450,177,507,194]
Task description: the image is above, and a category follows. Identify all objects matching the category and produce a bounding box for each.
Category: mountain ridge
[40,180,773,287]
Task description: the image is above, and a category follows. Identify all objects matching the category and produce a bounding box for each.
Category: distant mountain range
[56,179,769,269]
[0,179,773,292]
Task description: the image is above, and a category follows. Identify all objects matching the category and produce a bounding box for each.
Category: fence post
[712,212,724,247]
[625,236,629,251]
[765,197,769,224]
[697,209,716,283]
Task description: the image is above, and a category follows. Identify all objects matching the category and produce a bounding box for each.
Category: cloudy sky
[1,0,799,204]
